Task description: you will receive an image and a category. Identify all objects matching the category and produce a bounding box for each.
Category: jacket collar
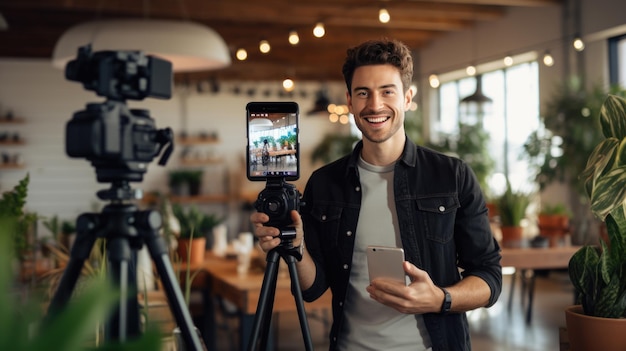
[345,134,417,177]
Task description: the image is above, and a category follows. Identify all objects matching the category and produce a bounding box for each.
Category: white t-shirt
[337,157,432,351]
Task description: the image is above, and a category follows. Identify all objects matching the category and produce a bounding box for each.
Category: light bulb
[429,74,440,89]
[313,22,325,38]
[466,65,476,76]
[379,9,390,23]
[543,52,554,67]
[236,48,247,61]
[259,40,271,54]
[573,37,585,51]
[289,30,299,45]
[282,78,295,92]
[503,56,513,66]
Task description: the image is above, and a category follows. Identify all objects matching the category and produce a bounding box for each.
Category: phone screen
[246,102,299,181]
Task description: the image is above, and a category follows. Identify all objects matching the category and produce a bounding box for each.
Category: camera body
[64,45,174,184]
[254,179,301,231]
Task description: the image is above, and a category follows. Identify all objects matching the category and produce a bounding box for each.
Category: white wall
[0,58,345,236]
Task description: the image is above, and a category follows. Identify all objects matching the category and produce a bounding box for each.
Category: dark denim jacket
[300,136,502,351]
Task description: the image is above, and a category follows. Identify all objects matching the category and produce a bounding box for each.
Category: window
[435,61,540,196]
[609,34,626,87]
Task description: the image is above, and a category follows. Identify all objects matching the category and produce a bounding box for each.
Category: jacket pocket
[309,204,343,244]
[415,194,459,244]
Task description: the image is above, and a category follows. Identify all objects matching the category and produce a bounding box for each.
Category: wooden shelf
[0,118,25,124]
[180,158,224,166]
[0,140,25,145]
[0,163,25,169]
[177,136,220,145]
[142,193,232,205]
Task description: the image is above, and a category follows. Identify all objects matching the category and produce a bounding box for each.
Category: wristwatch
[439,287,451,314]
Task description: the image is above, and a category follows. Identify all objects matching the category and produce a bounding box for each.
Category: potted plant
[538,203,572,247]
[495,183,531,247]
[565,94,626,350]
[172,204,222,265]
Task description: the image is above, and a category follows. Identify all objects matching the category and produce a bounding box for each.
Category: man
[251,38,502,350]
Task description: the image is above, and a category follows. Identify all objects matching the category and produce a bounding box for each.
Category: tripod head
[64,44,174,184]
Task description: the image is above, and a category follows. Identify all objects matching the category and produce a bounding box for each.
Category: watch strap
[439,287,451,314]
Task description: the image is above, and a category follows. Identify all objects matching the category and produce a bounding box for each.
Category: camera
[64,45,174,185]
[254,179,301,231]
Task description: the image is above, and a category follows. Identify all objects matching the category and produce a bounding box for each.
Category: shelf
[179,158,224,166]
[0,140,25,145]
[142,193,232,205]
[177,136,220,145]
[0,163,25,169]
[0,117,25,124]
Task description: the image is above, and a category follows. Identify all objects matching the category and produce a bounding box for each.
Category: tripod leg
[46,213,98,319]
[247,249,281,351]
[284,254,313,351]
[143,224,205,351]
[106,237,141,341]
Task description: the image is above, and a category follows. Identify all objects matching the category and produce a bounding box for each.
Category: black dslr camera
[254,179,301,235]
[65,45,174,185]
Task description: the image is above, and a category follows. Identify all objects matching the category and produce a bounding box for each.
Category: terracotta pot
[538,214,569,247]
[177,237,206,265]
[500,226,523,248]
[565,305,626,351]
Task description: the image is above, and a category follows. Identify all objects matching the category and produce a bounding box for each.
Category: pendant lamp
[459,74,492,120]
[308,89,331,115]
[52,19,231,72]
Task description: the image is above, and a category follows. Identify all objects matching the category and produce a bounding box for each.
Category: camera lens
[267,200,281,213]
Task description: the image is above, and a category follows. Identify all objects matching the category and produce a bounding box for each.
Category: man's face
[347,64,412,144]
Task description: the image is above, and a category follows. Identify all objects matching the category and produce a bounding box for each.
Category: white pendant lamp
[52,19,231,72]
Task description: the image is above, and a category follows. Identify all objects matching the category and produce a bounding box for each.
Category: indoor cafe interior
[1,0,625,350]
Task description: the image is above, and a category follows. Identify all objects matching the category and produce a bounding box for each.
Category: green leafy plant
[0,181,161,350]
[0,173,38,260]
[172,204,223,239]
[496,183,531,227]
[539,203,572,217]
[569,94,626,318]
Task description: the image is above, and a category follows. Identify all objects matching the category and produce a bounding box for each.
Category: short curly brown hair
[342,38,414,95]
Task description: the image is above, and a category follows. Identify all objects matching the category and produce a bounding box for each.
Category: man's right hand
[250,210,304,253]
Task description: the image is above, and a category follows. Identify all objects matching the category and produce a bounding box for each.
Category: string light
[259,39,270,54]
[313,22,325,38]
[503,55,514,66]
[236,48,247,61]
[429,74,440,88]
[288,30,299,45]
[282,78,295,92]
[466,65,476,76]
[543,51,554,67]
[573,37,585,51]
[379,8,390,24]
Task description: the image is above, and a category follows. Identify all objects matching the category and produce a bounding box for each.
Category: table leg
[526,273,536,325]
[507,270,516,311]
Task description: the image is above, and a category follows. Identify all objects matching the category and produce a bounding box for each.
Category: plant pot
[565,305,626,351]
[177,237,206,265]
[538,214,569,247]
[500,226,523,248]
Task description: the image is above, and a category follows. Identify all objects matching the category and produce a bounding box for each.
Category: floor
[211,269,575,351]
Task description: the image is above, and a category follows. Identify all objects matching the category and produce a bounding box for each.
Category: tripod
[46,181,204,351]
[247,233,313,351]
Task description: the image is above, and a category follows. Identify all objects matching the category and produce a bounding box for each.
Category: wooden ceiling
[0,0,562,82]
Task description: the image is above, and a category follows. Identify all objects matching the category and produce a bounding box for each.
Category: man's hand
[365,261,445,314]
[250,210,304,253]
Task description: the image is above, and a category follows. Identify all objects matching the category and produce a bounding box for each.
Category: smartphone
[246,102,299,181]
[366,246,408,285]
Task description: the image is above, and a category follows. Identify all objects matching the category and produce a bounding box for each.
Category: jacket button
[343,264,349,269]
[355,186,361,192]
[339,301,343,307]
[438,205,445,212]
[346,230,352,236]
[321,214,327,221]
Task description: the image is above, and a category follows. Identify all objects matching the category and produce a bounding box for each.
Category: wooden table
[500,245,581,324]
[184,251,331,350]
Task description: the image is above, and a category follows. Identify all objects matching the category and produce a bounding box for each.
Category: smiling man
[251,38,502,351]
